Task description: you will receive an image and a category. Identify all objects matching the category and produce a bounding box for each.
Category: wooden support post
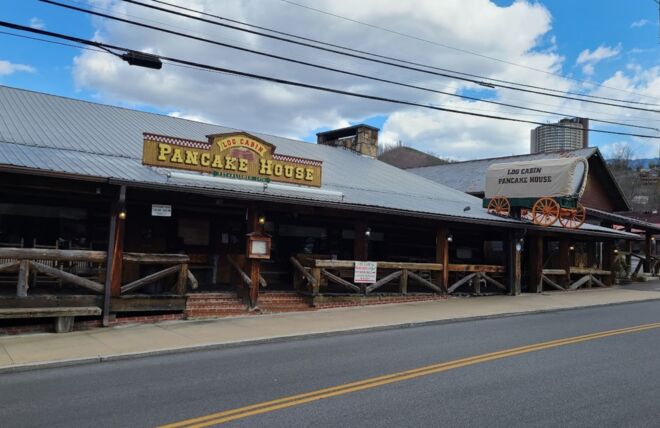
[644,231,652,273]
[399,269,408,295]
[507,232,522,295]
[246,205,262,308]
[558,239,571,289]
[103,185,126,326]
[602,240,615,287]
[311,267,321,296]
[17,260,29,297]
[354,221,368,261]
[436,226,449,293]
[527,235,543,293]
[175,263,188,295]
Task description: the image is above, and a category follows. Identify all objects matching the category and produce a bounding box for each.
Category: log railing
[227,255,267,289]
[446,264,506,295]
[291,256,444,296]
[0,248,198,297]
[541,267,611,291]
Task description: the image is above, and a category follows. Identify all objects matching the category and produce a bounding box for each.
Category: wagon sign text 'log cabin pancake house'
[142,132,323,187]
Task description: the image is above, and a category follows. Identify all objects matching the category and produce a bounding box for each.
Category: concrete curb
[2,296,660,374]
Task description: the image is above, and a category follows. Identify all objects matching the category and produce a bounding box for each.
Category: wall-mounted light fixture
[258,215,266,225]
[569,245,575,251]
[613,249,619,254]
[365,227,372,238]
[652,236,656,241]
[118,209,127,220]
[515,238,524,252]
[447,234,453,243]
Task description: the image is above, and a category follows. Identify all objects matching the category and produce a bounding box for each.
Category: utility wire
[278,0,660,103]
[141,0,656,107]
[42,0,660,117]
[1,20,658,141]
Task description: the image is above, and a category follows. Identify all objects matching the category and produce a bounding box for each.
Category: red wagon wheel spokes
[487,196,510,217]
[532,197,559,227]
[559,203,586,229]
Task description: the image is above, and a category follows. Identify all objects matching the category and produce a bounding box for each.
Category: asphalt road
[2,300,660,428]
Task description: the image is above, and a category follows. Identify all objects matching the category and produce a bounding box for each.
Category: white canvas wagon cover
[485,157,588,199]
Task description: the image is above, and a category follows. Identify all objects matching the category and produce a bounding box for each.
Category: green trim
[483,197,578,209]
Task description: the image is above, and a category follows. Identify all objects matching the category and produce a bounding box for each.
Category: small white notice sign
[354,261,377,284]
[151,204,172,217]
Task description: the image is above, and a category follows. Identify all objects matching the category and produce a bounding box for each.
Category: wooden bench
[0,307,102,333]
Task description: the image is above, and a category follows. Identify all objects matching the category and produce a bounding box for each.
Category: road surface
[1,300,659,427]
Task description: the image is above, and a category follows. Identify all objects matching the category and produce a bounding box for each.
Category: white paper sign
[151,204,172,217]
[354,261,377,284]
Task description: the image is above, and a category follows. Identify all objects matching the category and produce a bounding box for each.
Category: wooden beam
[569,267,611,276]
[30,261,105,293]
[542,275,564,291]
[109,186,127,298]
[365,270,403,294]
[175,263,188,295]
[482,273,506,290]
[407,270,442,293]
[187,270,199,290]
[542,269,567,275]
[120,265,180,294]
[17,260,29,297]
[0,261,20,273]
[311,267,321,296]
[321,269,361,293]
[0,248,107,263]
[448,264,505,273]
[436,226,449,293]
[227,255,251,287]
[447,273,477,294]
[248,259,260,309]
[601,240,615,286]
[569,274,591,290]
[290,256,318,287]
[122,253,189,264]
[314,259,443,270]
[399,269,408,295]
[591,275,606,288]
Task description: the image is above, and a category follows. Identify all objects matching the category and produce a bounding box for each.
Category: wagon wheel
[487,196,510,217]
[558,203,586,229]
[531,197,560,227]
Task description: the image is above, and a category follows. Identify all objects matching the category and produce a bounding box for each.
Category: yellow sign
[142,132,323,187]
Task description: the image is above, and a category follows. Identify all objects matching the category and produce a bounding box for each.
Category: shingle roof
[408,148,598,194]
[0,85,636,239]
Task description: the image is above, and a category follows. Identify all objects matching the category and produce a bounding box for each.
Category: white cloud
[168,111,213,123]
[576,44,622,65]
[582,63,594,76]
[630,19,649,28]
[29,17,45,30]
[0,60,36,76]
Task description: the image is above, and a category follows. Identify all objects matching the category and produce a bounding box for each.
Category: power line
[1,20,659,141]
[278,0,660,103]
[42,0,660,118]
[140,0,659,107]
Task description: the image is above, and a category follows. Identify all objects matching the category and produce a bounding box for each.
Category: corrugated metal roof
[0,85,637,239]
[409,148,598,194]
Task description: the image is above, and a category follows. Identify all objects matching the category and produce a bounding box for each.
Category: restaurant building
[0,86,641,332]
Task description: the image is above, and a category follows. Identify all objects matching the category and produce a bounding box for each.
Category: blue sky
[1,0,659,159]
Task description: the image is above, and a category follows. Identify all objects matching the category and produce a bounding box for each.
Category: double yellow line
[161,321,660,427]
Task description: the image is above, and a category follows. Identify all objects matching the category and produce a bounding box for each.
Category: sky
[1,0,659,160]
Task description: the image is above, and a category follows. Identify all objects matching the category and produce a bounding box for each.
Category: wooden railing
[227,255,267,288]
[446,264,506,294]
[291,256,444,295]
[541,267,611,291]
[0,248,198,297]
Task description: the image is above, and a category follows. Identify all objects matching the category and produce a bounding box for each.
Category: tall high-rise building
[530,117,589,153]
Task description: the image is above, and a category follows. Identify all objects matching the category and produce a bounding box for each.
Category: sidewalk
[1,281,659,373]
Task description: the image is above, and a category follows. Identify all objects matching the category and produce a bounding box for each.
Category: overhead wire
[278,0,660,103]
[142,0,654,107]
[40,0,660,120]
[1,20,659,141]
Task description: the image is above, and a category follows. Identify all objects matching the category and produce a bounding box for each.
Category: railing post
[103,185,126,327]
[311,267,321,296]
[644,231,653,273]
[399,269,408,295]
[527,235,543,293]
[17,260,29,297]
[559,239,571,289]
[176,263,188,295]
[436,226,449,293]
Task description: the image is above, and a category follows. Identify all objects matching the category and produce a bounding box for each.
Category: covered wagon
[482,157,589,228]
